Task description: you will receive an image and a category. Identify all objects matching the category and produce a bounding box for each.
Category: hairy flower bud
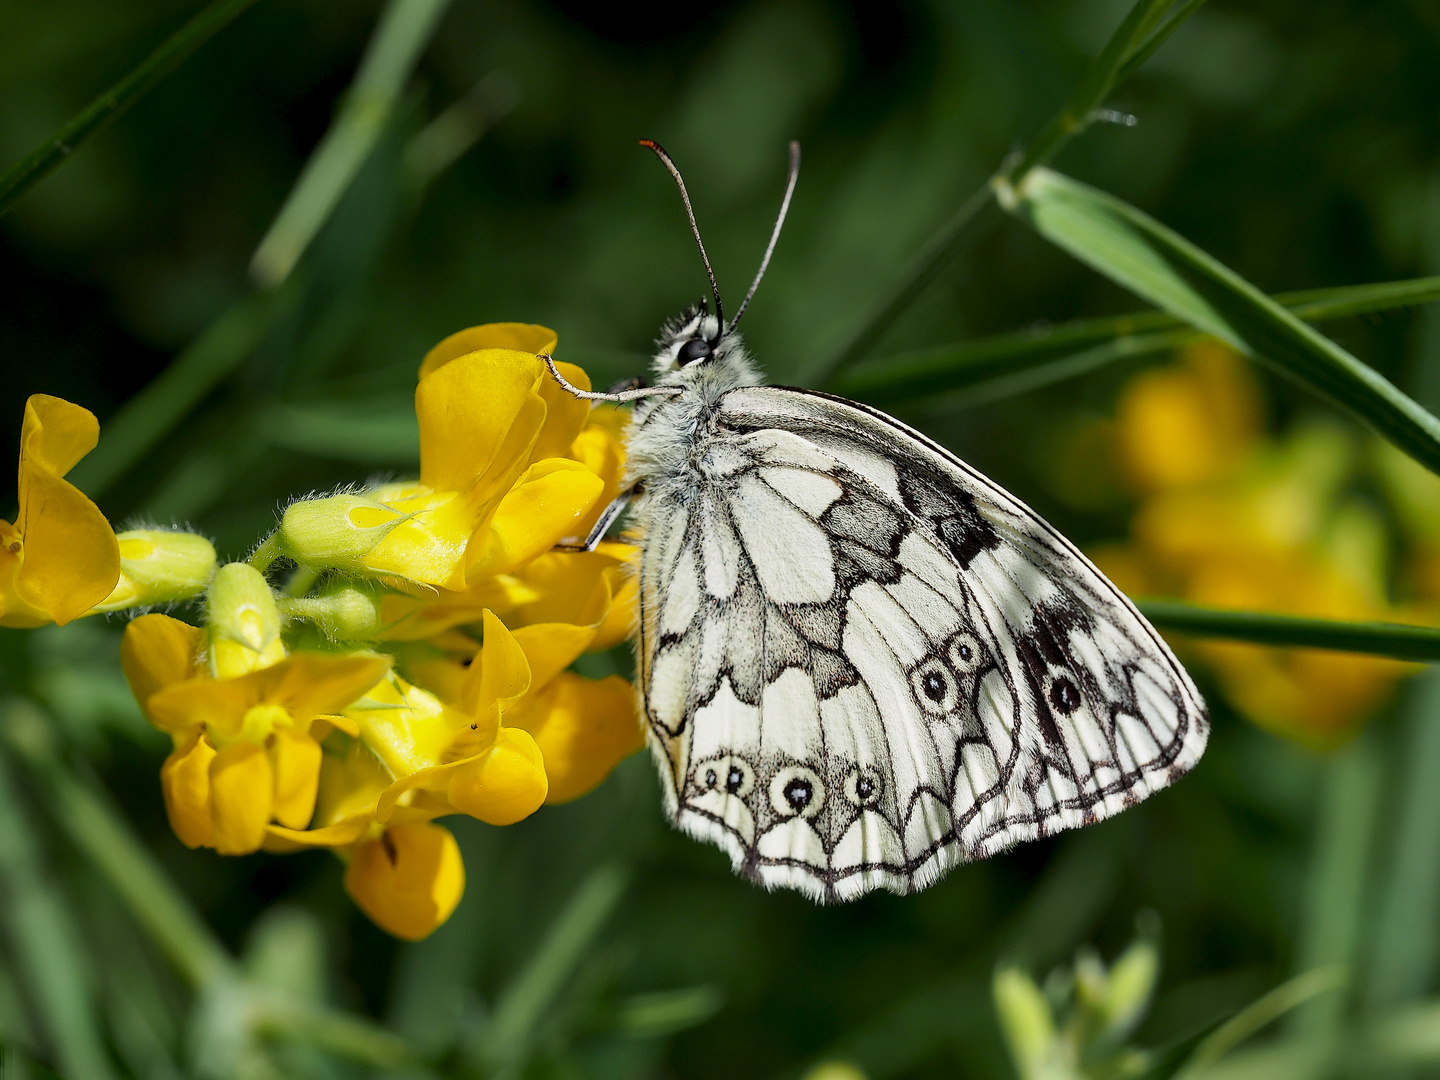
[277,493,406,574]
[207,562,284,678]
[94,529,216,612]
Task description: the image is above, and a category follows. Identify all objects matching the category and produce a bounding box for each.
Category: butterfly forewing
[637,384,1207,902]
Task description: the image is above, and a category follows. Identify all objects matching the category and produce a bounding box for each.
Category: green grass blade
[67,287,291,498]
[1175,966,1346,1076]
[1116,0,1209,83]
[836,277,1440,403]
[1288,735,1380,1037]
[1010,0,1180,179]
[1284,276,1440,320]
[0,745,118,1080]
[0,0,261,218]
[1003,168,1440,474]
[483,863,628,1069]
[812,0,1203,383]
[835,324,1189,403]
[249,0,452,287]
[4,705,233,988]
[1364,670,1440,1010]
[1137,600,1440,660]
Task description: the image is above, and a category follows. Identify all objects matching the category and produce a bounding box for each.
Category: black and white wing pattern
[637,385,1207,903]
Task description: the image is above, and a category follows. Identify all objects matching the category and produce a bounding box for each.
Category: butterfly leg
[552,484,639,552]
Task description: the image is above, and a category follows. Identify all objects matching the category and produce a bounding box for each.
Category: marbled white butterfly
[544,141,1208,902]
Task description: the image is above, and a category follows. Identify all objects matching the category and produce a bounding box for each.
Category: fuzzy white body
[619,307,1208,903]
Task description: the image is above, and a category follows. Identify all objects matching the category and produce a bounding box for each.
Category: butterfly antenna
[730,141,800,332]
[540,354,683,403]
[640,139,725,346]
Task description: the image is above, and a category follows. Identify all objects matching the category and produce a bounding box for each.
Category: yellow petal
[12,396,119,625]
[121,614,206,725]
[378,576,531,642]
[567,411,627,538]
[344,822,465,940]
[160,732,216,848]
[507,674,641,803]
[346,675,463,778]
[532,361,592,462]
[0,520,48,628]
[445,727,548,824]
[418,323,557,380]
[209,742,273,855]
[270,729,322,830]
[21,394,101,475]
[592,571,638,652]
[314,737,393,830]
[415,349,546,494]
[148,652,392,738]
[265,815,372,850]
[361,487,478,589]
[511,621,600,693]
[468,459,604,576]
[462,611,532,721]
[265,652,395,724]
[508,546,635,631]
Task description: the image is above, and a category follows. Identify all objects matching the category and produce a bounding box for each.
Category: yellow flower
[1100,344,1421,747]
[362,611,550,826]
[122,613,391,853]
[344,821,465,941]
[361,325,603,589]
[0,395,120,627]
[1114,341,1262,494]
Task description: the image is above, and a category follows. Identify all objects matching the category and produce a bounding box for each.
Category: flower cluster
[1089,341,1434,747]
[5,324,641,940]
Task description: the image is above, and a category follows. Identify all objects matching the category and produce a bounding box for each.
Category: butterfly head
[649,300,761,397]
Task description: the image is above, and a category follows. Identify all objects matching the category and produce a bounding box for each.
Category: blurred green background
[3,0,1440,1077]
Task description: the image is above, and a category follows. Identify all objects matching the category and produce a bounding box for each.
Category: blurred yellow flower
[1097,342,1424,747]
[0,395,120,628]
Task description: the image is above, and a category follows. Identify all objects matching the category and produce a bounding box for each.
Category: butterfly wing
[638,385,1207,902]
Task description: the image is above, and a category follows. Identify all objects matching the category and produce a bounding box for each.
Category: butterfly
[544,140,1208,903]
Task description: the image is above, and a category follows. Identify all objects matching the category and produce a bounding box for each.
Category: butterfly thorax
[624,308,763,505]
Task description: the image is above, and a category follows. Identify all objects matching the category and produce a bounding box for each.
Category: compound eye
[677,337,713,365]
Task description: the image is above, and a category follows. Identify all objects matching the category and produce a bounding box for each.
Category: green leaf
[0,0,262,218]
[833,277,1440,403]
[1001,168,1440,474]
[1137,600,1440,660]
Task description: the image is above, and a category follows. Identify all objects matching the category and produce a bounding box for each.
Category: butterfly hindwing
[637,385,1208,901]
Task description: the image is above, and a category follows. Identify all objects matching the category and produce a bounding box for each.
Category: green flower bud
[208,562,284,678]
[280,582,385,641]
[277,493,406,574]
[993,966,1056,1078]
[1094,938,1158,1042]
[93,529,217,612]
